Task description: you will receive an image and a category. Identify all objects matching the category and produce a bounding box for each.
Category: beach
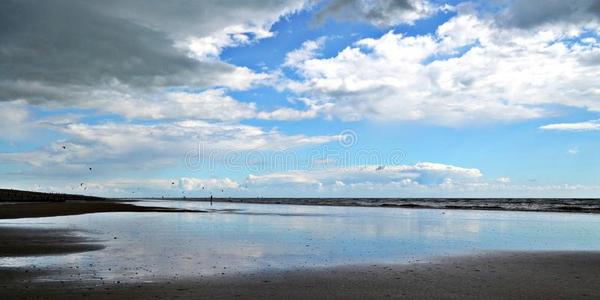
[1,198,600,299]
[2,251,599,299]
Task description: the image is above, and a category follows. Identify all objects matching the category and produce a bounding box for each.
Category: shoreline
[135,197,600,214]
[2,251,599,299]
[2,188,599,215]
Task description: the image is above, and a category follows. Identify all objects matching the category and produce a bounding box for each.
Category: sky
[1,0,600,198]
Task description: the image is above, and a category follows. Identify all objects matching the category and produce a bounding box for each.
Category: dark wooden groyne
[0,189,105,202]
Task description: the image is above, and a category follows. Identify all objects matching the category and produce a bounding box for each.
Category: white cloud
[184,25,275,61]
[540,120,600,131]
[257,107,319,121]
[256,97,328,121]
[20,177,241,196]
[71,88,323,122]
[90,178,177,190]
[0,120,338,176]
[8,168,600,198]
[247,162,483,187]
[284,38,327,67]
[89,177,240,192]
[100,90,258,121]
[284,9,600,125]
[180,177,239,191]
[568,147,580,155]
[242,164,600,197]
[496,177,511,183]
[0,100,30,140]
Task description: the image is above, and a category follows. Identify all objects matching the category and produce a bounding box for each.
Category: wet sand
[1,251,599,299]
[0,201,207,258]
[0,200,205,219]
[0,227,104,257]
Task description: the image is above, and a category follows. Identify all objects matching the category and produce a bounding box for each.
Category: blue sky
[1,0,599,197]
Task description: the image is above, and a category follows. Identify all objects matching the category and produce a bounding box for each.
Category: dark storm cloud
[314,0,430,27]
[498,0,600,28]
[84,0,303,37]
[0,0,215,103]
[0,0,304,104]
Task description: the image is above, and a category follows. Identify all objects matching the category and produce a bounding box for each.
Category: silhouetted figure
[210,195,213,206]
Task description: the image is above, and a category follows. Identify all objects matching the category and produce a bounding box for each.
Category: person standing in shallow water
[210,195,213,206]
